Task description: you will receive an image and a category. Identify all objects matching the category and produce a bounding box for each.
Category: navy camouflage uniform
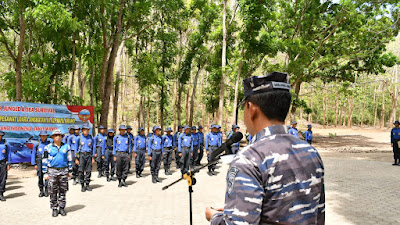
[31,130,50,197]
[0,131,11,201]
[134,127,146,178]
[162,127,174,175]
[210,72,325,225]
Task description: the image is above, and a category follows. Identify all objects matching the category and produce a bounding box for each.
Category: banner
[0,102,94,164]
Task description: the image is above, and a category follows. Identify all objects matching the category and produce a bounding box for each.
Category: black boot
[210,170,216,176]
[38,188,44,197]
[44,187,49,197]
[81,184,86,192]
[107,176,111,182]
[0,193,5,201]
[86,185,92,191]
[139,171,143,177]
[136,171,140,178]
[393,159,398,166]
[73,177,78,185]
[167,169,172,175]
[52,209,58,217]
[118,179,122,187]
[97,171,102,178]
[59,208,67,216]
[155,175,162,183]
[152,175,157,183]
[122,179,128,187]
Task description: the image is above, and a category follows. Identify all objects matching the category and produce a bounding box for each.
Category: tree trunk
[90,66,94,106]
[232,48,244,124]
[217,0,227,125]
[112,72,120,129]
[322,86,326,128]
[69,31,76,104]
[334,96,338,127]
[15,8,26,101]
[173,78,178,130]
[99,0,125,126]
[77,59,84,101]
[185,86,190,125]
[189,63,205,126]
[373,84,378,127]
[290,81,302,120]
[177,83,183,126]
[380,82,386,129]
[347,96,354,128]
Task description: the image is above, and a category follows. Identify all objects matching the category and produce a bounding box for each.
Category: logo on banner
[78,109,91,122]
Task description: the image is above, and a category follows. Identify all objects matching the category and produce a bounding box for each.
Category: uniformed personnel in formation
[103,129,116,181]
[126,125,134,174]
[305,124,313,145]
[191,126,200,167]
[148,126,163,183]
[43,129,72,217]
[178,125,194,175]
[205,72,325,224]
[289,120,299,138]
[113,125,131,187]
[0,131,11,202]
[62,125,74,144]
[76,124,95,192]
[205,124,221,176]
[67,125,80,185]
[173,125,183,169]
[391,121,400,165]
[134,127,147,178]
[227,124,240,154]
[197,125,205,166]
[31,130,51,197]
[162,127,174,175]
[93,125,107,178]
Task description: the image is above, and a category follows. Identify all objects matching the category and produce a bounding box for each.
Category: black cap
[243,72,290,97]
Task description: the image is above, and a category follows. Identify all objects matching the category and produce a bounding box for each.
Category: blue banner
[0,102,94,164]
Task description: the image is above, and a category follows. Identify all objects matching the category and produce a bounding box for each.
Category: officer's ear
[246,101,259,122]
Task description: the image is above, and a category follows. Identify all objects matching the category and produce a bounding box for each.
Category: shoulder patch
[228,166,240,196]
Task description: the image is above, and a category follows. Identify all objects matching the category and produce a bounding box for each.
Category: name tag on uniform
[211,138,214,141]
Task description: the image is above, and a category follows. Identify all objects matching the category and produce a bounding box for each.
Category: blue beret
[73,125,80,130]
[39,130,48,136]
[166,127,173,132]
[243,72,290,97]
[68,125,74,130]
[119,125,127,130]
[191,126,197,130]
[183,125,190,130]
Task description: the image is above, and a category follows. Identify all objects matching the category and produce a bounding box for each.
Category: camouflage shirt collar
[251,125,289,144]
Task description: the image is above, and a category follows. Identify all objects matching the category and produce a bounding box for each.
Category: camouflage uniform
[47,168,69,209]
[210,125,325,225]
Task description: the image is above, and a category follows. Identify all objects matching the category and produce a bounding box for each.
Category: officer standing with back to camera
[31,130,51,197]
[0,131,11,202]
[76,124,94,192]
[162,127,174,175]
[391,121,400,165]
[103,129,116,181]
[93,125,107,178]
[43,129,72,217]
[67,125,80,185]
[113,125,131,187]
[134,127,147,178]
[205,72,325,225]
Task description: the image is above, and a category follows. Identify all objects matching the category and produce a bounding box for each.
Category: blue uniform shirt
[0,139,11,162]
[42,143,72,176]
[93,133,107,156]
[191,133,200,147]
[62,133,70,145]
[148,134,163,155]
[77,134,94,156]
[127,133,134,151]
[162,134,173,149]
[31,140,50,165]
[218,132,223,145]
[113,134,132,155]
[305,130,313,141]
[68,134,80,151]
[134,135,147,152]
[198,132,204,145]
[391,127,400,143]
[173,132,181,147]
[205,132,221,150]
[178,133,194,153]
[289,127,299,138]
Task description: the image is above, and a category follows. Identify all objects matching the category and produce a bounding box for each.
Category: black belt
[152,149,162,153]
[117,151,128,154]
[136,148,145,150]
[209,145,218,147]
[80,152,91,155]
[50,167,67,170]
[181,147,191,149]
[164,146,173,149]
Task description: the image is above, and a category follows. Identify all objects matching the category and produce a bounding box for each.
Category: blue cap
[183,125,190,130]
[138,127,144,132]
[73,125,80,130]
[178,125,183,129]
[243,72,290,97]
[39,130,48,136]
[0,131,5,136]
[127,125,132,130]
[307,124,312,128]
[198,125,203,129]
[216,125,221,129]
[153,125,161,131]
[119,125,127,130]
[99,125,106,129]
[166,127,172,132]
[210,124,216,129]
[291,121,297,125]
[68,125,74,130]
[394,121,400,124]
[51,129,62,136]
[232,124,240,130]
[191,126,197,130]
[82,124,90,130]
[107,129,115,133]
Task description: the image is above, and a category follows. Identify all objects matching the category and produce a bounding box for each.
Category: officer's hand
[102,156,105,160]
[34,165,38,170]
[392,143,394,147]
[114,156,117,162]
[7,164,10,171]
[45,176,49,180]
[205,207,221,221]
[191,153,193,157]
[75,159,79,165]
[134,153,137,158]
[178,153,182,157]
[91,158,95,164]
[68,173,72,178]
[94,154,97,158]
[198,149,200,153]
[206,151,209,155]
[149,156,152,161]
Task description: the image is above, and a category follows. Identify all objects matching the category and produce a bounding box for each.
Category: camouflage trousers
[48,167,69,209]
